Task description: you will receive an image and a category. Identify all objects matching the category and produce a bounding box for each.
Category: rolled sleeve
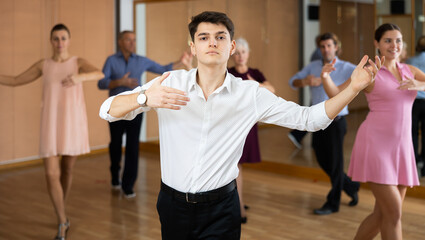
[98,58,113,90]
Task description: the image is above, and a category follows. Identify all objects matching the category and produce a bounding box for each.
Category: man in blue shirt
[406,36,425,177]
[289,33,360,215]
[98,30,192,198]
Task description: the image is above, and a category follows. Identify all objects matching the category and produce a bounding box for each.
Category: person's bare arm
[398,65,425,90]
[324,55,381,119]
[108,72,190,118]
[61,58,104,87]
[0,59,44,86]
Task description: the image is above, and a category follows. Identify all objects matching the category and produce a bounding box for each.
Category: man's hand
[321,58,336,79]
[304,74,322,87]
[180,51,193,70]
[349,55,384,92]
[119,72,138,89]
[145,72,190,110]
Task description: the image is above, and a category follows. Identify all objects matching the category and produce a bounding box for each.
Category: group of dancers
[0,10,423,240]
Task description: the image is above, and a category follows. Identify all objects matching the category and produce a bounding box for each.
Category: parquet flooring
[0,151,424,240]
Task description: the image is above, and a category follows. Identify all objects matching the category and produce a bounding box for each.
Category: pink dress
[348,62,419,186]
[39,57,90,158]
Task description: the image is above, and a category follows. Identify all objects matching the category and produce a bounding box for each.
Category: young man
[100,11,380,240]
[98,31,192,198]
[289,33,360,215]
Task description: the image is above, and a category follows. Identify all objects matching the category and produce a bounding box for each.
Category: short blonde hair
[235,37,250,52]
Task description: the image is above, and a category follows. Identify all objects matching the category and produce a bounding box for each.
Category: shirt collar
[188,69,232,94]
[117,51,136,59]
[322,56,340,65]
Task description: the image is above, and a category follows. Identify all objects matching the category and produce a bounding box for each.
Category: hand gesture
[349,55,384,92]
[247,73,256,81]
[180,51,193,70]
[321,58,336,79]
[303,74,321,86]
[61,74,83,87]
[398,77,425,91]
[145,72,190,110]
[120,72,138,89]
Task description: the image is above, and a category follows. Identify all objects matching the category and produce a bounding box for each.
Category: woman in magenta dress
[228,38,275,223]
[0,24,104,240]
[321,23,423,240]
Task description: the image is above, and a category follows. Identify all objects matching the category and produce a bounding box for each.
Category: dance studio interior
[0,0,424,239]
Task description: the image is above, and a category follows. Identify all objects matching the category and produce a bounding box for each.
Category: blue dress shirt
[405,52,425,99]
[98,51,173,96]
[289,57,355,116]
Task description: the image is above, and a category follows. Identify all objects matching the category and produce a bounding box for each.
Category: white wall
[302,0,320,106]
[303,0,320,67]
[120,0,134,31]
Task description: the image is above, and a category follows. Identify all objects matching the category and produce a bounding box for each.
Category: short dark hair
[50,23,70,39]
[416,36,425,52]
[319,32,341,56]
[188,11,234,41]
[375,23,401,42]
[118,30,134,40]
[319,32,339,47]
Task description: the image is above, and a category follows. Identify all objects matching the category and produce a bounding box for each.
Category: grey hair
[235,37,250,52]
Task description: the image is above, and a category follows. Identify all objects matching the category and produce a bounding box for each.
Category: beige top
[39,56,90,158]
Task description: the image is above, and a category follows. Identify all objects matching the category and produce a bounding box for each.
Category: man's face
[119,33,136,54]
[190,22,235,67]
[319,39,338,62]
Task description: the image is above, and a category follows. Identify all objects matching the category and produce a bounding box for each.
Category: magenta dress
[39,57,90,158]
[348,62,419,186]
[228,67,266,164]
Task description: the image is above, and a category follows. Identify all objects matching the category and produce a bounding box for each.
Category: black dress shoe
[349,191,358,206]
[313,206,338,215]
[241,217,247,224]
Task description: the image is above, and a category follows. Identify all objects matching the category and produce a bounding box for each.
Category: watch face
[137,93,147,105]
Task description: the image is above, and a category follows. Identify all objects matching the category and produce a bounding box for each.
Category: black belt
[161,180,236,204]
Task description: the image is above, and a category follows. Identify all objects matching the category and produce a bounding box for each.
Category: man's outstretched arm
[324,55,382,119]
[99,72,190,121]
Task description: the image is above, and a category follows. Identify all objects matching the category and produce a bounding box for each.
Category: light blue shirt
[289,57,355,116]
[98,51,173,96]
[405,52,425,99]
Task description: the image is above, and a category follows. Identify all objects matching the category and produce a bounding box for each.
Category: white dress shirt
[100,69,332,193]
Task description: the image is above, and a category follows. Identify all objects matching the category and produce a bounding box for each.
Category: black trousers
[156,187,241,240]
[312,117,359,211]
[108,114,143,192]
[412,99,425,165]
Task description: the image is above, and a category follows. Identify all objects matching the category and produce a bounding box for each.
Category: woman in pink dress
[321,23,424,240]
[228,38,275,223]
[0,24,104,240]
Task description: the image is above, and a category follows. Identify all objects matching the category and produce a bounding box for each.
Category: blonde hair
[235,37,250,52]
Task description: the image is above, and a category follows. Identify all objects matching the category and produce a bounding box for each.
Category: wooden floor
[0,151,425,239]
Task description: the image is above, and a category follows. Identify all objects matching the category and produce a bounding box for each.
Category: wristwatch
[136,89,148,107]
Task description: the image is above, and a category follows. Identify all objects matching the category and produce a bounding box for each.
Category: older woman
[0,24,104,240]
[228,37,275,223]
